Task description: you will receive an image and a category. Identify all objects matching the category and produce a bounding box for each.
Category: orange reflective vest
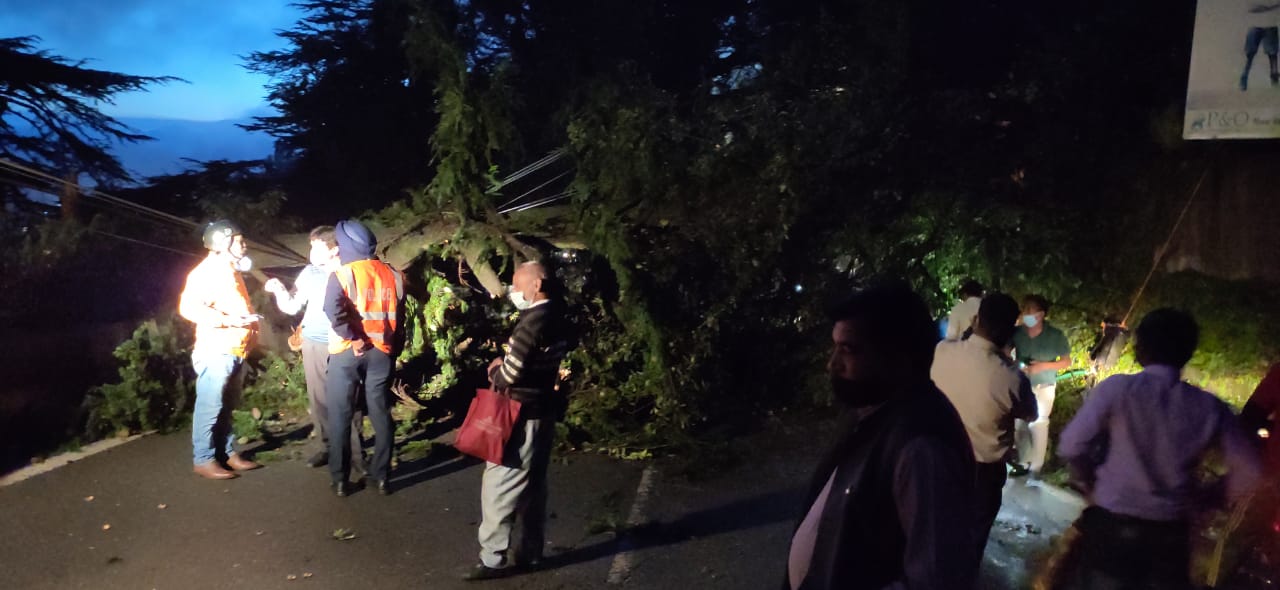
[328,259,403,355]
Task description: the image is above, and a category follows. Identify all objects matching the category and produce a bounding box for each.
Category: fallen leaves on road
[101,524,111,531]
[303,573,313,578]
[331,528,357,541]
[84,496,94,502]
[157,504,167,510]
[287,574,298,581]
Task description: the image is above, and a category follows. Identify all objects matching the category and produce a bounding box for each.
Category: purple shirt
[1058,365,1261,522]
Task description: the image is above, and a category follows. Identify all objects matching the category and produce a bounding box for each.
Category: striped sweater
[489,299,572,418]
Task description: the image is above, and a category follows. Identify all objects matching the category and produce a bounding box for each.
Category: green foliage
[400,272,480,400]
[87,319,309,444]
[241,351,309,420]
[231,409,262,441]
[0,35,177,186]
[85,315,194,438]
[397,439,433,462]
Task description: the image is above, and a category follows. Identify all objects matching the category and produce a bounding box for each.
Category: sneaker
[1008,463,1031,477]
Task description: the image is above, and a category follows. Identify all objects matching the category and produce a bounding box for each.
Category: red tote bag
[454,388,522,465]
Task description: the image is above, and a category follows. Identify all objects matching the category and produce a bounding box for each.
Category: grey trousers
[301,338,364,474]
[479,417,554,568]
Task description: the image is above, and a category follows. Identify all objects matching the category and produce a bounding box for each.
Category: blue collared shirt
[1058,365,1261,521]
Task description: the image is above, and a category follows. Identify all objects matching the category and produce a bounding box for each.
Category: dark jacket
[784,382,977,590]
[489,299,573,420]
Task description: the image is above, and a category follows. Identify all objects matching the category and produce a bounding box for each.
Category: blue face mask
[1022,314,1040,328]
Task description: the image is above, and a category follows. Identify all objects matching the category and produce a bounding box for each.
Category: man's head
[1134,308,1199,369]
[308,225,339,270]
[203,220,245,259]
[826,282,937,408]
[959,279,985,300]
[508,261,549,310]
[1021,294,1050,329]
[973,292,1020,348]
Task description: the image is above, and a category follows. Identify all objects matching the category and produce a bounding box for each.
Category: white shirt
[1247,2,1280,27]
[944,296,982,341]
[931,335,1037,463]
[788,470,837,590]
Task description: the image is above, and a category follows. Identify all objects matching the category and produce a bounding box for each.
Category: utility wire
[489,149,565,192]
[1119,165,1211,328]
[497,169,573,210]
[88,229,203,259]
[0,158,307,264]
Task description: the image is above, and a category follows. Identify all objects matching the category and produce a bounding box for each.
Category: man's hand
[264,278,286,296]
[353,339,369,357]
[488,357,504,387]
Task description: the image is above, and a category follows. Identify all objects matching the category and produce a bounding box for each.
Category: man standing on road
[1058,309,1261,589]
[264,225,365,476]
[931,292,1037,569]
[466,261,573,581]
[323,219,404,498]
[1010,294,1071,477]
[178,220,263,480]
[783,283,977,590]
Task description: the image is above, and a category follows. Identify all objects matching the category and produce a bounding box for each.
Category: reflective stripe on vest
[327,260,402,355]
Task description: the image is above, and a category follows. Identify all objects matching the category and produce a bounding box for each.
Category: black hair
[959,279,985,299]
[828,281,937,374]
[1134,308,1199,368]
[976,292,1020,347]
[1022,294,1050,314]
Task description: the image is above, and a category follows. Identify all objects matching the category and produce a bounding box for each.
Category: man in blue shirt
[265,226,364,474]
[1058,308,1261,589]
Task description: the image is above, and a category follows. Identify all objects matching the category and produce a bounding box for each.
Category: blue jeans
[191,353,246,465]
[1246,26,1280,57]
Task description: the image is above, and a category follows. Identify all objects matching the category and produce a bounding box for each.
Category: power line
[0,158,307,264]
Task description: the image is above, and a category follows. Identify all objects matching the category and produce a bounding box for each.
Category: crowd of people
[177,219,570,580]
[785,281,1275,590]
[175,219,1278,587]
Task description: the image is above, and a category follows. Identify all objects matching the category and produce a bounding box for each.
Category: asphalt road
[1,412,1193,590]
[0,432,644,590]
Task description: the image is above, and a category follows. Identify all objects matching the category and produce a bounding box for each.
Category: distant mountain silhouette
[113,117,275,180]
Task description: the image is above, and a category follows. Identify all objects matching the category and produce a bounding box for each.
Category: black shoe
[308,451,329,468]
[331,481,349,497]
[375,479,391,496]
[1008,463,1031,477]
[463,564,512,581]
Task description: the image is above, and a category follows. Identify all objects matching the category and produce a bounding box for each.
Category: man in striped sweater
[466,260,573,581]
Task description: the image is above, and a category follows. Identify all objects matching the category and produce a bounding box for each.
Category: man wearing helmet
[178,220,263,479]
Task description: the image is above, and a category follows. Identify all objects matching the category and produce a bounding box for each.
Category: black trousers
[327,347,394,484]
[1066,506,1190,590]
[974,460,1008,564]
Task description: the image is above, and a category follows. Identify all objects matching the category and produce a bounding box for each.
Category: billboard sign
[1185,1,1280,139]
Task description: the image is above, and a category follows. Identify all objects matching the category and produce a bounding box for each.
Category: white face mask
[234,256,254,273]
[508,289,533,310]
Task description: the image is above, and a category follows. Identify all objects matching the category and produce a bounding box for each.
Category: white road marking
[607,464,658,585]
